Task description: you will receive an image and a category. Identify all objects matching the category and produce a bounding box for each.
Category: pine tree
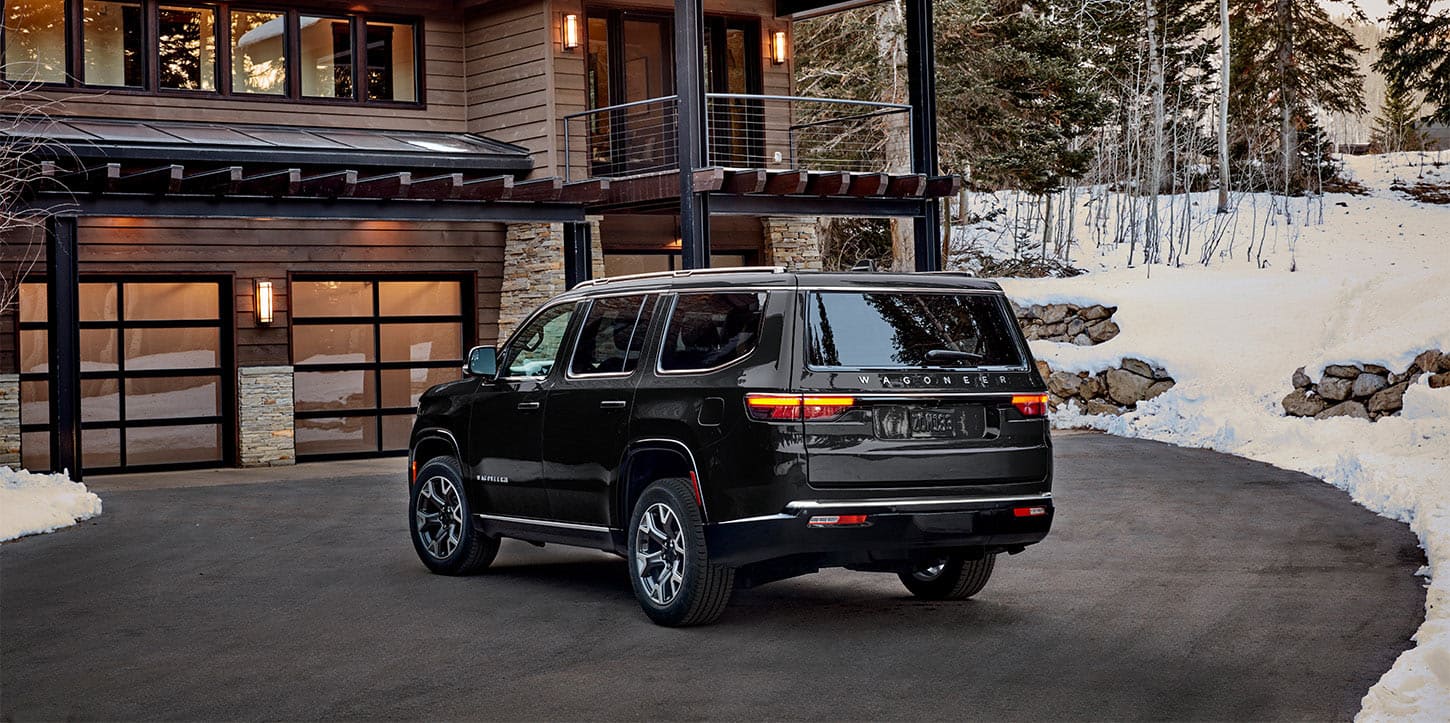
[1369,84,1428,152]
[1376,0,1450,125]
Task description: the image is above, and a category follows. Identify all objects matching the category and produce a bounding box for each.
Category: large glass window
[17,280,230,472]
[3,0,68,83]
[292,278,467,459]
[82,0,144,87]
[805,292,1025,370]
[364,21,416,102]
[157,5,216,90]
[230,9,285,94]
[658,293,764,373]
[299,15,352,98]
[569,296,653,376]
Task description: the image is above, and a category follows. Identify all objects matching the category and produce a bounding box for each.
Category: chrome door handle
[516,401,541,410]
[600,400,627,409]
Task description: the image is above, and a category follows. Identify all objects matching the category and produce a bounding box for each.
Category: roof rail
[572,265,787,289]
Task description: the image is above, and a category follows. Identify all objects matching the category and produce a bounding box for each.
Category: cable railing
[562,93,912,181]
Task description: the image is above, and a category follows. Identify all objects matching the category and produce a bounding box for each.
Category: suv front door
[468,302,578,520]
[543,294,658,526]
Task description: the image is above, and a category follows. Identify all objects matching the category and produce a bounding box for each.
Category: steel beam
[563,222,593,289]
[45,215,82,480]
[904,0,942,272]
[674,0,711,269]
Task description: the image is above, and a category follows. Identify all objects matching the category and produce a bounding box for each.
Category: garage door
[290,277,468,460]
[18,279,232,473]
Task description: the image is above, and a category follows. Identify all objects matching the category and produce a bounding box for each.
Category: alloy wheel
[634,502,687,606]
[911,558,949,581]
[415,475,464,560]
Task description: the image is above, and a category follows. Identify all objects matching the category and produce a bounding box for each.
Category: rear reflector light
[1013,506,1048,517]
[807,514,870,527]
[1012,394,1049,417]
[746,393,855,421]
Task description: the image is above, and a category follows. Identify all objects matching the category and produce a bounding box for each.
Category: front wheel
[898,552,996,600]
[627,478,735,627]
[409,456,498,575]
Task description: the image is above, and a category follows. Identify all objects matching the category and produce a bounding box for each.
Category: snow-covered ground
[968,152,1449,721]
[1,467,103,542]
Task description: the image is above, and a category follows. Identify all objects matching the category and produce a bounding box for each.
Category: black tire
[897,552,996,600]
[409,456,498,575]
[627,478,735,627]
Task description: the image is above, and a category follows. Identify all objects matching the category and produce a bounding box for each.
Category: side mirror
[465,346,498,378]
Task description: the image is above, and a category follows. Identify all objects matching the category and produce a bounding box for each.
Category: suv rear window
[659,292,765,372]
[570,295,654,376]
[806,291,1023,370]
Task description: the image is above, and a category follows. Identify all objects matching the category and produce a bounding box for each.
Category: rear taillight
[1012,394,1049,417]
[807,514,870,527]
[1013,506,1048,517]
[746,393,855,421]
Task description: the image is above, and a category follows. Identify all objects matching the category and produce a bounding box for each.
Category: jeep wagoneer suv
[407,268,1054,626]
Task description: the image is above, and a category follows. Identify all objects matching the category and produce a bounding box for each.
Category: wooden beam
[115,164,183,194]
[885,173,927,197]
[354,172,412,198]
[410,173,464,200]
[692,167,725,193]
[297,170,358,198]
[846,173,890,197]
[806,171,851,196]
[924,175,963,197]
[763,170,807,195]
[238,168,301,197]
[458,175,514,202]
[721,169,768,194]
[179,166,243,195]
[509,177,564,202]
[559,178,610,203]
[592,170,678,207]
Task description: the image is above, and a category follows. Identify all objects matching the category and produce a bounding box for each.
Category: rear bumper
[704,493,1054,567]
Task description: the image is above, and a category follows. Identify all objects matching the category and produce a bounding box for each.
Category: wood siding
[0,219,508,374]
[465,0,554,173]
[36,16,470,133]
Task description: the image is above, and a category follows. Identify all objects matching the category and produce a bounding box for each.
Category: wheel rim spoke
[634,501,686,606]
[416,474,463,560]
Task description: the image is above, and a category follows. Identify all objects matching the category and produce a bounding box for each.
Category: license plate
[876,406,982,439]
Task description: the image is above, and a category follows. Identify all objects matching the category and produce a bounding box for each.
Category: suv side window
[502,303,576,378]
[659,292,765,372]
[569,295,654,376]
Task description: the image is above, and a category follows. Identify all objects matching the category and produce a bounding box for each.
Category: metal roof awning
[4,116,536,175]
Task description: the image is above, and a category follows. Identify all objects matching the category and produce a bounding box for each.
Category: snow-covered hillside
[974,152,1449,721]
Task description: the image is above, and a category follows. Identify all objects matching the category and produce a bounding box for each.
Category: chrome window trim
[497,300,582,382]
[653,291,769,377]
[564,293,654,381]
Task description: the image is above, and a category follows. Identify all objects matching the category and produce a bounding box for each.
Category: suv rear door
[542,293,658,526]
[796,288,1050,491]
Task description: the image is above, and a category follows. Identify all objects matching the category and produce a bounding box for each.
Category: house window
[18,280,233,473]
[299,15,353,99]
[157,5,217,91]
[0,0,421,104]
[2,0,68,83]
[81,0,145,88]
[291,278,468,459]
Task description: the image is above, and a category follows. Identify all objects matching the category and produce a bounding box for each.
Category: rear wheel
[409,456,498,575]
[627,478,735,626]
[897,552,996,600]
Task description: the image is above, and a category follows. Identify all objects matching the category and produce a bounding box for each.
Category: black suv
[407,268,1054,626]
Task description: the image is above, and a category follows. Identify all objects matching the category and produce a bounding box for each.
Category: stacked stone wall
[1011,302,1120,345]
[1283,349,1450,421]
[761,217,822,270]
[500,223,566,340]
[1037,358,1176,415]
[239,366,295,467]
[0,374,18,468]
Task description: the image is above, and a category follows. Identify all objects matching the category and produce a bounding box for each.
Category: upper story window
[1,0,421,105]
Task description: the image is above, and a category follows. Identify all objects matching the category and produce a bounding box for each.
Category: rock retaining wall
[1283,348,1450,421]
[1011,302,1121,345]
[1036,358,1176,415]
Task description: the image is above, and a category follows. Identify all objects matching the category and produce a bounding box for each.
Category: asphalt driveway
[1,432,1426,721]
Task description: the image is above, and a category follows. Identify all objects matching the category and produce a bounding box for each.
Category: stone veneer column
[761,217,823,270]
[0,374,18,468]
[500,222,566,340]
[238,366,295,467]
[588,217,606,280]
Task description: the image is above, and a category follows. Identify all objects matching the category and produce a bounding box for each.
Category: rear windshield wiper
[923,349,985,367]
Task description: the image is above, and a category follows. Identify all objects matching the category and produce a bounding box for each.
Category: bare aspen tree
[1144,0,1167,264]
[0,78,65,318]
[1217,0,1231,213]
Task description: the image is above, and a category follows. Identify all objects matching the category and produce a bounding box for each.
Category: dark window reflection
[807,292,1023,370]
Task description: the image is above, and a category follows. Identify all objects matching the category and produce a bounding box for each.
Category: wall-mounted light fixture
[255,279,275,325]
[563,14,581,51]
[771,30,788,65]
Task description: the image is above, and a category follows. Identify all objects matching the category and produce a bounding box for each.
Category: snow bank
[981,153,1450,721]
[0,467,103,542]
